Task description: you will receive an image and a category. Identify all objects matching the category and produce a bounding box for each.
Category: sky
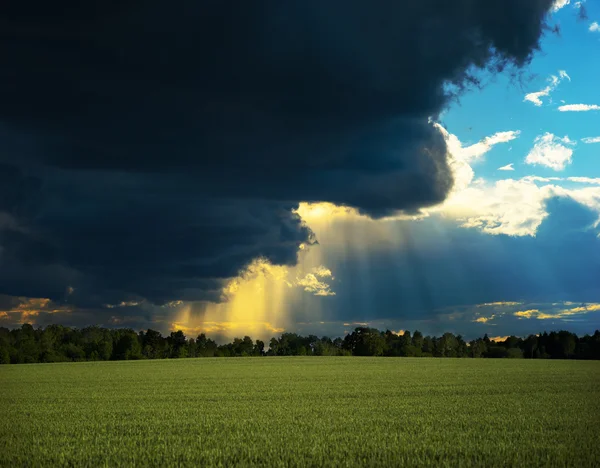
[1,0,600,342]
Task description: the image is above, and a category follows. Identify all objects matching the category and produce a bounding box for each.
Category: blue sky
[445,1,600,181]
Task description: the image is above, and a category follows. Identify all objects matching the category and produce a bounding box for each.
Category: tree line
[1,324,599,364]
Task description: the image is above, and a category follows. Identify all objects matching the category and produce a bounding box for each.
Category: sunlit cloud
[498,163,515,171]
[589,22,599,32]
[525,133,575,171]
[488,335,510,342]
[552,0,570,12]
[419,127,600,237]
[514,309,541,319]
[436,123,520,194]
[582,137,600,144]
[474,315,495,323]
[521,176,563,183]
[312,265,334,278]
[567,177,600,185]
[296,272,336,297]
[514,304,600,320]
[523,71,569,106]
[558,104,600,112]
[294,202,361,224]
[0,296,74,325]
[444,178,553,236]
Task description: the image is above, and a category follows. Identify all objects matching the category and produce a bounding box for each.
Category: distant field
[1,358,599,467]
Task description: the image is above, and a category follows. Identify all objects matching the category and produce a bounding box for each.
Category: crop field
[1,358,599,467]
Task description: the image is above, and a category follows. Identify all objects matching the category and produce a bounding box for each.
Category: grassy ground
[1,357,599,467]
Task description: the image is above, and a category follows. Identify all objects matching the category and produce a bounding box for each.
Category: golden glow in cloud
[474,315,495,323]
[296,265,335,296]
[514,309,541,319]
[0,297,73,325]
[489,335,510,342]
[170,258,336,341]
[295,202,361,223]
[514,304,600,320]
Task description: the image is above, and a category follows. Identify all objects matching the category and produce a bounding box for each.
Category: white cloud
[558,104,600,112]
[441,126,521,163]
[521,176,563,183]
[558,70,571,81]
[582,136,600,144]
[295,267,336,296]
[567,177,600,185]
[366,125,600,237]
[524,88,552,107]
[590,22,600,32]
[524,71,569,106]
[435,124,520,194]
[432,128,600,237]
[448,179,554,236]
[498,163,515,171]
[552,0,570,12]
[444,178,600,237]
[525,133,575,171]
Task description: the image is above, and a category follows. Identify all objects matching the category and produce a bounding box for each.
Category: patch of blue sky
[441,3,600,183]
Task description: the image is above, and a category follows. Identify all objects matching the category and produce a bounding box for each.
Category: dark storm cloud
[0,1,554,305]
[0,168,313,304]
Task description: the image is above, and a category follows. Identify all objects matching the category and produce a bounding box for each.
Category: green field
[1,358,599,467]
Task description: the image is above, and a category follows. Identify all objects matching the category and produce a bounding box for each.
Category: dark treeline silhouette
[1,324,599,364]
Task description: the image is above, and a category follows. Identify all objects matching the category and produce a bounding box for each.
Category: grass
[1,357,599,467]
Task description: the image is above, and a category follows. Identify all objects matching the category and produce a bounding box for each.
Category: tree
[523,335,538,359]
[2,323,599,363]
[557,331,577,358]
[412,331,424,352]
[142,329,164,359]
[63,343,86,361]
[168,330,187,358]
[436,333,458,357]
[469,339,487,358]
[196,334,218,357]
[0,344,10,364]
[14,324,40,363]
[113,330,142,360]
[187,338,197,358]
[0,328,13,364]
[254,340,265,356]
[344,328,386,356]
[422,336,435,356]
